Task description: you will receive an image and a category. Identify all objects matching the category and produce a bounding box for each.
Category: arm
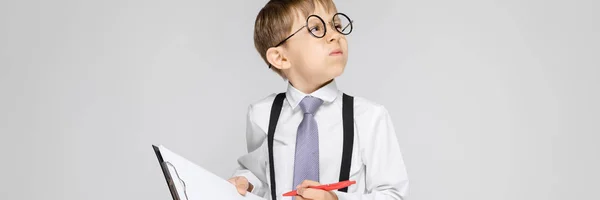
[231,105,269,197]
[333,105,409,200]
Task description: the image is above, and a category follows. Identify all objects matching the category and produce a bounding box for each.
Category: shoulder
[248,93,280,112]
[350,95,390,120]
[246,93,282,131]
[348,95,397,145]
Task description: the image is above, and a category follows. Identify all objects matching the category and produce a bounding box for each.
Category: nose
[326,26,342,43]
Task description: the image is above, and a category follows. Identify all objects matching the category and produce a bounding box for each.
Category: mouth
[329,49,343,56]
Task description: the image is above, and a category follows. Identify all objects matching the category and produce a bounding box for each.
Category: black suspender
[339,93,354,192]
[267,93,286,200]
[267,93,354,199]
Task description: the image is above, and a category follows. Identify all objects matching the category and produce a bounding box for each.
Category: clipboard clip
[163,161,190,200]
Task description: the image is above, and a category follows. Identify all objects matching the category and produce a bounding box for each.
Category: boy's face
[283,3,348,84]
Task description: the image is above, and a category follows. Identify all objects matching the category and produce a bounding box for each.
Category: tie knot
[299,96,323,114]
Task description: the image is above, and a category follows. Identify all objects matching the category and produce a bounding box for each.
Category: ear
[266,47,291,70]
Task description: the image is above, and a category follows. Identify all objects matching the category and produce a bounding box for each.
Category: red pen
[282,180,356,197]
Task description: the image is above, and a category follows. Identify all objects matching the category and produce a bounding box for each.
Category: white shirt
[233,80,409,200]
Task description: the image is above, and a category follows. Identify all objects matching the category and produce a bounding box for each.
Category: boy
[229,0,409,199]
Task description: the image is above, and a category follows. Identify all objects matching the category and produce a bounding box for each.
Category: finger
[299,188,327,200]
[235,178,249,196]
[237,176,248,183]
[227,177,237,185]
[236,187,247,196]
[236,178,248,187]
[296,186,321,197]
[297,187,305,196]
[228,177,248,196]
[228,176,244,184]
[298,179,321,189]
[235,182,247,196]
[295,196,306,200]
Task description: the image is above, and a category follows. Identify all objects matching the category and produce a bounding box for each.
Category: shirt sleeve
[231,105,269,197]
[333,105,409,200]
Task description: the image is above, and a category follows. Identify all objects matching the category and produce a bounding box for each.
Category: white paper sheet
[156,145,266,200]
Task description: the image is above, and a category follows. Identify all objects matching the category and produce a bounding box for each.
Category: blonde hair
[254,0,337,78]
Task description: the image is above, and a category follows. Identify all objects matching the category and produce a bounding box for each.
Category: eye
[333,21,342,28]
[310,26,321,32]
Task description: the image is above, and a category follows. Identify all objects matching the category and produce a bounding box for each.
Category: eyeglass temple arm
[342,20,353,32]
[274,26,306,47]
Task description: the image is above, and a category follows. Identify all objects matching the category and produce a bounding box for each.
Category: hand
[227,176,253,196]
[296,180,339,200]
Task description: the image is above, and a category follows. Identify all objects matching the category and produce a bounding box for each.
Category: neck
[289,79,333,94]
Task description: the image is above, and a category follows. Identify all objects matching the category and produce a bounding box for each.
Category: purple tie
[292,96,324,197]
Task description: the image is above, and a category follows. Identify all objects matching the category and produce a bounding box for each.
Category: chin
[328,63,346,78]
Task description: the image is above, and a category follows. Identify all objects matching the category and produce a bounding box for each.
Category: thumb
[235,177,249,196]
[228,177,248,196]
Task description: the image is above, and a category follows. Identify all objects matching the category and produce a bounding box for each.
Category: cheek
[304,44,328,64]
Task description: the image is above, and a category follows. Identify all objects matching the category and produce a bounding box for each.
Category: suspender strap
[267,93,354,198]
[338,93,354,192]
[268,93,286,200]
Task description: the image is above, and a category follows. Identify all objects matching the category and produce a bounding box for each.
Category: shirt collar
[286,79,339,109]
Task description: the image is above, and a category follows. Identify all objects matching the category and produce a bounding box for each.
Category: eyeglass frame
[268,12,353,68]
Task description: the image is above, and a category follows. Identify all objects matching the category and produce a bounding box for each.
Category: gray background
[1,0,598,199]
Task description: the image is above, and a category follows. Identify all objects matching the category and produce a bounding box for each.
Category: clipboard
[153,145,184,200]
[152,144,266,200]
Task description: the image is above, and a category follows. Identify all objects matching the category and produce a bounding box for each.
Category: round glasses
[268,13,353,68]
[274,13,353,47]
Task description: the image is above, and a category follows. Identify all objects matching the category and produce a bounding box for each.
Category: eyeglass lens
[306,13,352,38]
